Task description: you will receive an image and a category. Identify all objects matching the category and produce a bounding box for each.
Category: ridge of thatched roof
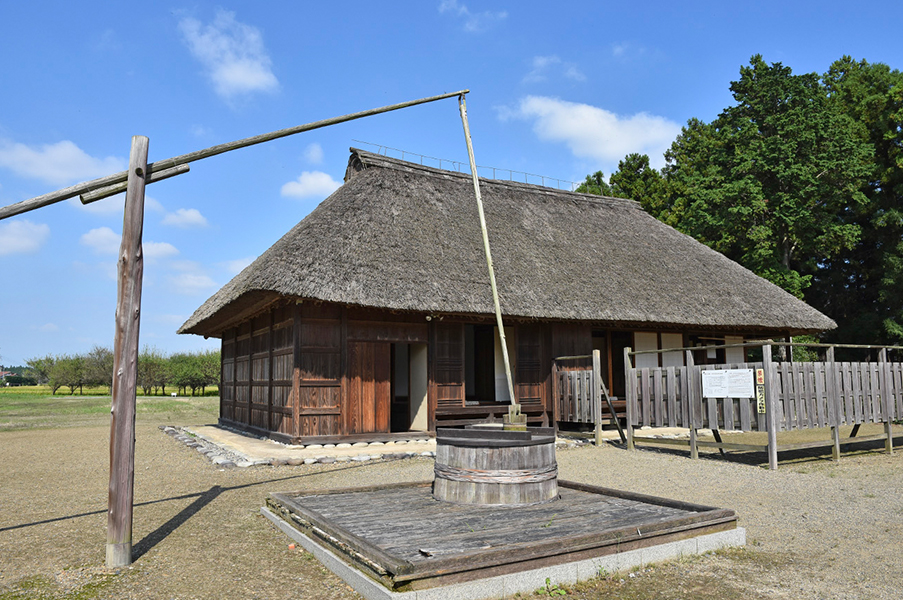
[179,148,835,337]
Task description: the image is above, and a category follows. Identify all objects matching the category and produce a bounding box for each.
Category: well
[432,425,559,506]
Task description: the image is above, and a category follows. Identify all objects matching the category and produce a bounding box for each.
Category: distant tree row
[25,347,220,396]
[578,55,903,346]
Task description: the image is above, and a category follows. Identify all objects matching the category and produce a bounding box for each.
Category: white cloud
[71,193,164,216]
[523,55,586,84]
[179,10,279,100]
[144,241,180,260]
[162,208,209,229]
[438,0,507,32]
[222,256,255,275]
[280,171,341,199]
[501,96,681,169]
[38,323,59,333]
[0,219,50,256]
[168,272,217,296]
[80,227,121,255]
[0,139,125,186]
[79,227,179,260]
[303,143,324,164]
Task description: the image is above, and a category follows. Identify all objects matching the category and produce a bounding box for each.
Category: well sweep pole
[0,90,469,220]
[457,94,518,412]
[106,136,148,567]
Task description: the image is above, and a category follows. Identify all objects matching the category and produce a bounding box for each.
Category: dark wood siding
[297,304,342,437]
[433,322,465,411]
[516,323,545,408]
[346,341,391,434]
[220,304,293,436]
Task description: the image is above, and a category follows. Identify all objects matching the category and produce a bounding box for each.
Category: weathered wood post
[592,349,603,446]
[879,348,893,455]
[624,347,635,450]
[827,346,841,461]
[762,344,779,470]
[685,350,698,460]
[107,135,148,567]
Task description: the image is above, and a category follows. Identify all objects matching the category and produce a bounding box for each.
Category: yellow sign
[756,384,766,414]
[755,368,765,385]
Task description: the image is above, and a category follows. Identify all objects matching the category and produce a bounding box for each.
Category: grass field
[0,387,218,431]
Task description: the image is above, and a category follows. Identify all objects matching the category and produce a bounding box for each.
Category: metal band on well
[434,462,558,484]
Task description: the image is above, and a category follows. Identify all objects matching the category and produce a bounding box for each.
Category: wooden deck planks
[270,481,736,579]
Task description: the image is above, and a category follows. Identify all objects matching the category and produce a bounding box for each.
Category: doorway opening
[390,343,428,432]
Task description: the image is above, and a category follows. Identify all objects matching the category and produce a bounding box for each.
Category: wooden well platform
[265,480,740,594]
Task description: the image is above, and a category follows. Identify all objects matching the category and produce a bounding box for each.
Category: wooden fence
[625,343,902,469]
[552,352,626,444]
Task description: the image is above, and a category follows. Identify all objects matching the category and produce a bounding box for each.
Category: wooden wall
[220,304,294,438]
[221,303,559,439]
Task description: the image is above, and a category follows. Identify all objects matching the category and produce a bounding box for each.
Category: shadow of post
[132,485,224,560]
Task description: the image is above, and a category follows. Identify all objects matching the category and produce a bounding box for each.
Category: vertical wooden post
[762,344,779,470]
[827,346,841,461]
[879,348,893,455]
[624,347,635,450]
[685,350,698,460]
[592,349,603,446]
[107,136,148,568]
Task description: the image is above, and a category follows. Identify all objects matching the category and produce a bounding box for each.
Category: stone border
[159,425,436,468]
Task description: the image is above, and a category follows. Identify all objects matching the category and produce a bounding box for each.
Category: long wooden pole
[0,90,469,220]
[106,136,148,568]
[457,94,517,410]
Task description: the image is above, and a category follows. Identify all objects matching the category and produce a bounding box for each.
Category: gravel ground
[1,422,901,599]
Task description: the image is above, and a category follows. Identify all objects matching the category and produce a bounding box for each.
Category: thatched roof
[179,148,835,337]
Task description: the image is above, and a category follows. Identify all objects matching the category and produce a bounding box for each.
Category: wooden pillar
[827,346,841,461]
[107,136,148,568]
[624,347,635,450]
[879,348,893,455]
[686,350,698,460]
[762,344,779,470]
[592,349,603,446]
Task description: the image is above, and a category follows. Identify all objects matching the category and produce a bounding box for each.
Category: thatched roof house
[180,149,834,442]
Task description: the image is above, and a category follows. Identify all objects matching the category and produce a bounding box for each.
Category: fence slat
[640,369,651,427]
[664,367,675,427]
[707,396,718,430]
[780,363,794,430]
[814,362,826,428]
[870,364,881,422]
[680,366,690,428]
[653,369,664,427]
[895,364,903,420]
[852,363,863,424]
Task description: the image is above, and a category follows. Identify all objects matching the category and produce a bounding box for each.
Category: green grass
[0,388,218,431]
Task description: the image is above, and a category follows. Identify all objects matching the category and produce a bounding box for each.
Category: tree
[138,346,168,396]
[27,354,56,388]
[608,153,667,214]
[815,57,903,344]
[575,171,613,196]
[84,345,114,392]
[654,56,872,299]
[198,349,220,395]
[51,355,85,395]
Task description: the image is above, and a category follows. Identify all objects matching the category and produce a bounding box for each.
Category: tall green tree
[663,55,873,299]
[608,153,667,214]
[575,170,613,196]
[816,57,903,344]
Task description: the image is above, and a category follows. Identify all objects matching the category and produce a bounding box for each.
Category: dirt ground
[1,419,901,599]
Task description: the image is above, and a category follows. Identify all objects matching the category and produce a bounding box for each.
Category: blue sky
[0,1,900,366]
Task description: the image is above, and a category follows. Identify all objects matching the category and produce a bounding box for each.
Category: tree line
[25,347,220,396]
[578,55,903,347]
